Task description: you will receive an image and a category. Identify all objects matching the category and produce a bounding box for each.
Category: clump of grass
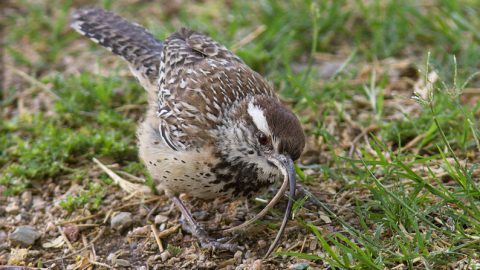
[167,244,182,257]
[1,72,143,195]
[282,54,480,268]
[59,182,106,212]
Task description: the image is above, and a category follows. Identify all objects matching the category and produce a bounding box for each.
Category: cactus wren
[71,8,305,256]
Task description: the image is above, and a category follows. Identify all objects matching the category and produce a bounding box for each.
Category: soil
[0,174,337,269]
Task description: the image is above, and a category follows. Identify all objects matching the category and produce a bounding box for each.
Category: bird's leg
[170,195,238,252]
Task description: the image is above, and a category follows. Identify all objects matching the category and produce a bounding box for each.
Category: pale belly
[137,121,281,200]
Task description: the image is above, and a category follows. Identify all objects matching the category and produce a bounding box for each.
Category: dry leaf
[42,236,65,249]
[319,211,332,224]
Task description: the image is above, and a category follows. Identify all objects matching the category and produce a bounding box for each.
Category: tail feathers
[71,7,163,88]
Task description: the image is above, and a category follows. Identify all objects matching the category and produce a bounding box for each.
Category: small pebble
[184,254,198,261]
[257,239,267,248]
[9,226,41,246]
[5,201,20,214]
[21,191,33,208]
[204,261,216,268]
[290,262,309,270]
[107,253,115,262]
[115,259,131,267]
[160,250,171,262]
[32,197,46,211]
[129,225,150,236]
[28,250,41,256]
[111,212,133,231]
[233,250,243,264]
[159,223,166,231]
[192,210,209,221]
[46,222,56,233]
[147,254,161,264]
[0,230,7,242]
[0,230,7,250]
[0,253,7,265]
[251,259,263,270]
[14,213,23,222]
[154,214,169,224]
[138,207,148,217]
[63,224,80,242]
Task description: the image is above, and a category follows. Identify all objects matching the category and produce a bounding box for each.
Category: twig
[146,200,162,222]
[93,157,151,195]
[57,226,75,252]
[400,133,425,152]
[463,88,480,94]
[90,242,97,261]
[44,227,106,263]
[75,223,99,228]
[115,103,145,112]
[156,224,181,238]
[150,224,164,252]
[348,124,379,157]
[7,65,60,100]
[231,25,266,52]
[115,170,146,183]
[300,236,307,253]
[103,209,113,224]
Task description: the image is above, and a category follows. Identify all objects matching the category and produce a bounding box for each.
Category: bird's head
[218,94,305,187]
[242,95,304,164]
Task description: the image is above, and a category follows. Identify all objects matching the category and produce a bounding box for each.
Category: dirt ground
[1,170,341,269]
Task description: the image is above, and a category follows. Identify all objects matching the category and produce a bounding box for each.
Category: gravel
[63,224,80,242]
[290,262,310,269]
[9,226,41,247]
[110,212,133,231]
[160,250,171,262]
[154,214,169,224]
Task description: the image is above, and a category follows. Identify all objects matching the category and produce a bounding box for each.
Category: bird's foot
[198,234,240,252]
[172,195,241,252]
[180,219,240,252]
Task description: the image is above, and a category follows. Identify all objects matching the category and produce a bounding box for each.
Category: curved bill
[264,154,296,258]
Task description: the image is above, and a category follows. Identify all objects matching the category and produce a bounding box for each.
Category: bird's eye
[258,133,268,145]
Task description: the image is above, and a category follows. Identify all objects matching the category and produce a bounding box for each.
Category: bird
[70,7,305,257]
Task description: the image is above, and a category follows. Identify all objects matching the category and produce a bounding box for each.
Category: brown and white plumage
[71,7,305,256]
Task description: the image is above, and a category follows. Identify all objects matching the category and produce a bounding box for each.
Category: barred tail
[70,7,163,87]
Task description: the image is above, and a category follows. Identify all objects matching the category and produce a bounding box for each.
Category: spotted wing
[157,29,275,150]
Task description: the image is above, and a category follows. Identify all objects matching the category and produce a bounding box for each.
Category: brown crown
[253,96,305,160]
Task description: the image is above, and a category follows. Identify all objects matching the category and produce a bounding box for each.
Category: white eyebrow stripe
[247,101,271,136]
